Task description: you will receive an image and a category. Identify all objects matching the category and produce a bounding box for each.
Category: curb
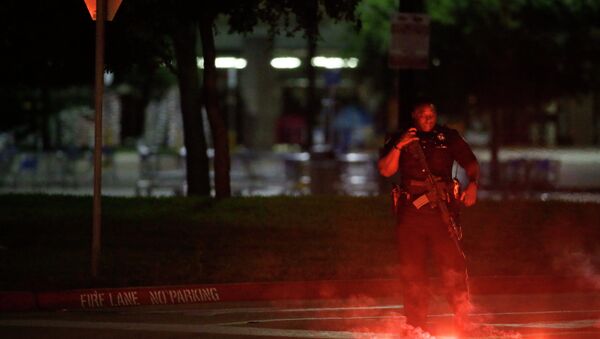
[1,275,599,312]
[0,291,37,312]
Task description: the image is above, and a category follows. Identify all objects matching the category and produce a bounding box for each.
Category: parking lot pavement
[2,291,600,338]
[3,148,600,200]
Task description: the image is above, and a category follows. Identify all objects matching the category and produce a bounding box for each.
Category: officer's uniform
[382,124,478,330]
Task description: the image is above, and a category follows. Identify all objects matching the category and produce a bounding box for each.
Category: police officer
[378,102,480,333]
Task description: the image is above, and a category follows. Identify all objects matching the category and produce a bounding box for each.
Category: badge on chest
[418,130,448,149]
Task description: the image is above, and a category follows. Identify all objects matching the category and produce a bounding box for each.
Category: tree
[129,0,360,198]
[201,0,360,194]
[427,0,600,183]
[348,0,600,185]
[108,0,213,196]
[1,0,361,197]
[197,1,262,199]
[110,0,270,198]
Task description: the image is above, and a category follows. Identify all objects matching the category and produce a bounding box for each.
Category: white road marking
[519,331,600,338]
[132,303,600,319]
[2,304,600,338]
[219,314,406,326]
[0,319,401,338]
[139,304,404,316]
[491,319,599,329]
[430,309,600,318]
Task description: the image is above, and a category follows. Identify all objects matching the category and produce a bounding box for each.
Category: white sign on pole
[389,12,430,70]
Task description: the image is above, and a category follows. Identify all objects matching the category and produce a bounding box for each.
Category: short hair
[411,102,436,119]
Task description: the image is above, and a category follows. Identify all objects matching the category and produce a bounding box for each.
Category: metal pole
[91,0,106,278]
[397,0,425,130]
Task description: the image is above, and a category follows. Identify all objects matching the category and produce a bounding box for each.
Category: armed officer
[378,102,480,334]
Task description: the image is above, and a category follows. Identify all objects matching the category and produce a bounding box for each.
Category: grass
[0,194,599,291]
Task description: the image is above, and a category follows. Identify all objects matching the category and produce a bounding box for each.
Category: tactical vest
[399,126,456,187]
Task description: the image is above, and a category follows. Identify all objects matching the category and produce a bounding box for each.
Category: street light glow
[196,56,357,70]
[345,57,359,68]
[311,56,359,69]
[197,57,247,69]
[271,57,302,69]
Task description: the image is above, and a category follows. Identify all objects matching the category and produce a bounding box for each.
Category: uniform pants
[397,207,470,330]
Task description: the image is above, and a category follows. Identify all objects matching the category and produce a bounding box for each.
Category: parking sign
[389,13,430,69]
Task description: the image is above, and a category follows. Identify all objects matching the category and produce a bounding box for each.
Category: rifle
[407,140,465,259]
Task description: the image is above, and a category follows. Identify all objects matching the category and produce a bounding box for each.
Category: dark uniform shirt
[383,125,477,187]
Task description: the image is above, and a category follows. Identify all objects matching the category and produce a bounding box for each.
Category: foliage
[352,0,395,53]
[256,0,360,37]
[341,0,397,104]
[346,0,600,122]
[435,0,600,108]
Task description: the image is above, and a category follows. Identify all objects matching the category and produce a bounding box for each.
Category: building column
[240,37,280,149]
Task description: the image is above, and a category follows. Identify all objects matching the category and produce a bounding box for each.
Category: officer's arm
[465,161,480,186]
[461,161,480,206]
[447,128,480,206]
[378,147,401,177]
[378,128,418,177]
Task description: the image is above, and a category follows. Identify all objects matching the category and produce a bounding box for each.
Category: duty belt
[405,177,449,195]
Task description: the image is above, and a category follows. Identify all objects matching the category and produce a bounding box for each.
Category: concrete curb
[1,275,599,312]
[0,291,37,312]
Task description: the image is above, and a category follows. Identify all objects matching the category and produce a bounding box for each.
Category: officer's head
[412,102,437,132]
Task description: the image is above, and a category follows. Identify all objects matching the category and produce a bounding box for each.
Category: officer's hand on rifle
[461,182,478,207]
[395,128,419,150]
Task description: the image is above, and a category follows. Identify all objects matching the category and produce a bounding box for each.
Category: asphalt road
[2,292,600,338]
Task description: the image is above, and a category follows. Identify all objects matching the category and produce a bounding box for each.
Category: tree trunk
[171,24,211,196]
[199,16,231,199]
